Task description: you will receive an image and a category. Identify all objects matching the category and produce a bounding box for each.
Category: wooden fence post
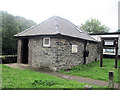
[108,71,114,88]
[100,40,103,67]
[115,40,118,68]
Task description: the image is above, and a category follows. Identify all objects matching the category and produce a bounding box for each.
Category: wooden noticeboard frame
[100,39,118,68]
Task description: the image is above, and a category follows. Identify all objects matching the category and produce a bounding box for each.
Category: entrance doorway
[21,38,29,64]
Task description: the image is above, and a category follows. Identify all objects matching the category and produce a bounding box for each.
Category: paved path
[4,63,119,88]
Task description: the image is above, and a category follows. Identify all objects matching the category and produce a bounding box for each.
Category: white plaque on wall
[72,45,77,53]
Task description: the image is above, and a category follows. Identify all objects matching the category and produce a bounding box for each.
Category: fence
[1,55,17,64]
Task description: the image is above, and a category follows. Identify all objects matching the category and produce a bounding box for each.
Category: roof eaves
[59,33,98,42]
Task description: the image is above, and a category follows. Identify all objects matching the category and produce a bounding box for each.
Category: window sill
[43,46,51,48]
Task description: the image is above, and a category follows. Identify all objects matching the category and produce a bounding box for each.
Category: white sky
[0,0,119,32]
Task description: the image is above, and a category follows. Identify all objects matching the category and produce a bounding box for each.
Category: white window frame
[43,37,50,47]
[72,45,78,53]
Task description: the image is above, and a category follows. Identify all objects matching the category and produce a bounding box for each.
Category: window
[72,45,78,53]
[43,37,50,47]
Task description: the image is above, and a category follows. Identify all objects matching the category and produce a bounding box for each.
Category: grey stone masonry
[28,39,34,65]
[86,42,100,64]
[30,35,100,71]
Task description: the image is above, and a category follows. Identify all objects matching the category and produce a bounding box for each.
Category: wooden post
[100,40,103,67]
[17,39,22,64]
[108,71,114,88]
[115,40,118,68]
[84,85,92,90]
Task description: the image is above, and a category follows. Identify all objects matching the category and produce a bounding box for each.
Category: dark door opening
[21,38,29,64]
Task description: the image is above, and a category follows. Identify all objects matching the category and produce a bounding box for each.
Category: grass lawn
[2,65,106,88]
[0,55,5,58]
[59,58,119,83]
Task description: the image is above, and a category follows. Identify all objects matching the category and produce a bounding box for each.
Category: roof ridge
[56,16,84,34]
[55,17,60,34]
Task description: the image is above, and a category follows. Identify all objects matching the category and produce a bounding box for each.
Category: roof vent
[76,27,82,33]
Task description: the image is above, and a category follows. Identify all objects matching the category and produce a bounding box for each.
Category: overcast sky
[0,0,119,32]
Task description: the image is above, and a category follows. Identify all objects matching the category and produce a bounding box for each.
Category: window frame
[43,37,50,47]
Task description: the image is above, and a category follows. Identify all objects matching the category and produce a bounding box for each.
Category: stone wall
[86,42,100,64]
[28,39,33,65]
[53,36,84,70]
[29,35,100,71]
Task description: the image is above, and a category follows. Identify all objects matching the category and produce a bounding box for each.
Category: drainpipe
[83,41,87,64]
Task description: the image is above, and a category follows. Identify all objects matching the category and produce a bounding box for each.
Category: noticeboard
[104,40,114,46]
[103,39,117,47]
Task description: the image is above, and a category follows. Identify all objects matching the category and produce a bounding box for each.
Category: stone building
[15,16,100,71]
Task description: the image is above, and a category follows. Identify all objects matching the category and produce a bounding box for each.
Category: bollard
[108,71,114,88]
[84,85,92,90]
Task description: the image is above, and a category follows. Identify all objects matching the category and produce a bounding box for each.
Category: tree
[80,18,109,33]
[1,11,36,55]
[2,11,18,54]
[15,16,36,33]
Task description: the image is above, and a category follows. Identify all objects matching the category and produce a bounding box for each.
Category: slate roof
[15,16,96,42]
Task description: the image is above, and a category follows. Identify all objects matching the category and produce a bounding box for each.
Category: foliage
[32,80,58,86]
[59,59,119,83]
[1,11,36,55]
[2,11,19,55]
[80,18,109,33]
[2,65,106,88]
[15,16,36,33]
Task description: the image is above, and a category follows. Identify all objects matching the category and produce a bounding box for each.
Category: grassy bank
[59,59,119,83]
[2,65,106,88]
